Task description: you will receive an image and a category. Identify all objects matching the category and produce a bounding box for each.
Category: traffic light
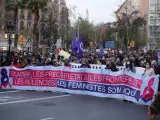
[90,42,93,47]
[130,41,135,47]
[18,35,24,45]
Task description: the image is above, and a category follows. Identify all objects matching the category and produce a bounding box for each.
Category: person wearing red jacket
[11,58,21,68]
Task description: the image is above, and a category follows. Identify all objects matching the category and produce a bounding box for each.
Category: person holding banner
[105,59,111,69]
[125,60,136,73]
[148,93,160,120]
[63,59,71,68]
[11,58,21,68]
[110,62,119,72]
[143,62,155,76]
[45,58,52,66]
[80,58,91,68]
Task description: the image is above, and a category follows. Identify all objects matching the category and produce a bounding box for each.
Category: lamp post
[77,16,82,40]
[5,21,15,63]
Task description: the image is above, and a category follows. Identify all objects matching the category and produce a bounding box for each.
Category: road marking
[0,90,20,94]
[0,95,70,105]
[0,97,23,101]
[0,96,11,99]
[40,117,53,120]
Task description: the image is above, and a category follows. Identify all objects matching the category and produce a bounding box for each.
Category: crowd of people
[0,49,159,76]
[0,49,160,120]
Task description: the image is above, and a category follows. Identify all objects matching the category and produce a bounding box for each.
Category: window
[20,9,24,19]
[150,19,156,25]
[27,22,31,29]
[158,19,160,24]
[27,11,32,20]
[150,16,154,18]
[20,21,24,30]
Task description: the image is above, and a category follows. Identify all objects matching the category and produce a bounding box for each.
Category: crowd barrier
[71,63,145,75]
[0,66,159,105]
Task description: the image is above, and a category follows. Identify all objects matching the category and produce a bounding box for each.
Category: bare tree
[116,3,146,51]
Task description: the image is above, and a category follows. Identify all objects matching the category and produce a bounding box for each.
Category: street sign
[105,41,115,48]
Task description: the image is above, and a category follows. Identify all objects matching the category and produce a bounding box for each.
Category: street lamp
[12,34,15,39]
[5,33,8,39]
[5,21,15,63]
[77,16,82,40]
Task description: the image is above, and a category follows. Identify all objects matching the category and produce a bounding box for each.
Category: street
[0,89,147,120]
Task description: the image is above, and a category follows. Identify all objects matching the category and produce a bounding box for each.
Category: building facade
[1,0,68,52]
[0,4,34,51]
[139,0,149,17]
[0,0,7,50]
[17,9,34,51]
[116,0,148,21]
[148,0,160,49]
[115,0,139,19]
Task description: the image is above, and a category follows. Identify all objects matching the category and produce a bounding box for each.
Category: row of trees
[3,0,147,51]
[66,8,147,50]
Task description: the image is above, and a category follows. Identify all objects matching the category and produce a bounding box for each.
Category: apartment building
[0,0,68,52]
[0,0,6,50]
[116,0,148,21]
[148,0,160,49]
[0,4,34,51]
[18,9,34,51]
[139,0,149,16]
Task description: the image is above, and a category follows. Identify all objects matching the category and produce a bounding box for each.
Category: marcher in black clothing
[110,62,119,72]
[125,60,136,73]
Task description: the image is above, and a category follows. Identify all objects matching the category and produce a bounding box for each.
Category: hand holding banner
[1,66,159,106]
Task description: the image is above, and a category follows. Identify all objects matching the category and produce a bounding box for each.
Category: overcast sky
[66,0,125,24]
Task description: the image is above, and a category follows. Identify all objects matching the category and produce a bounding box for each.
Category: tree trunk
[0,0,4,37]
[14,7,18,48]
[32,8,39,53]
[123,37,128,53]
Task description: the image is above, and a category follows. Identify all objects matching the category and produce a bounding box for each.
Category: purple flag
[100,44,104,58]
[72,33,78,54]
[77,36,84,59]
[158,52,160,58]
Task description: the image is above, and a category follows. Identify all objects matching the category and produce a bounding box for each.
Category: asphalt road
[0,89,147,120]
